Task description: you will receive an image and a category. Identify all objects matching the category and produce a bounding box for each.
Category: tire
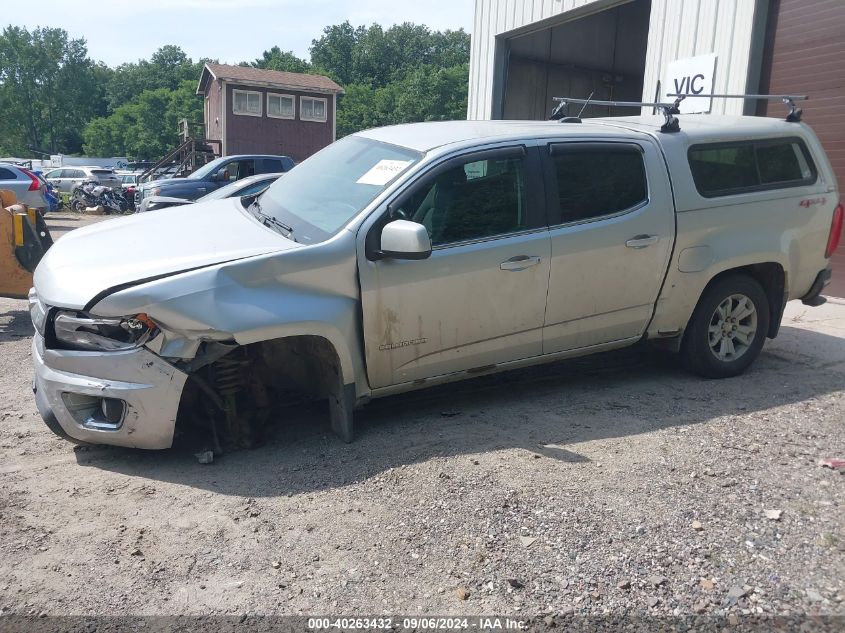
[681,274,770,379]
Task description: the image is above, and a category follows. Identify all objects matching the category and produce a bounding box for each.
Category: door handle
[500,255,541,271]
[625,235,659,249]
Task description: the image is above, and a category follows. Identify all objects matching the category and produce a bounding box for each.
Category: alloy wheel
[707,293,758,362]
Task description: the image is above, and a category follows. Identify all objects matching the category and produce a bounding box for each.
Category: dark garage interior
[501,0,652,121]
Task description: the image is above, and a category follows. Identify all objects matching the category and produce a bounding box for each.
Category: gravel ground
[0,213,843,626]
[40,209,113,239]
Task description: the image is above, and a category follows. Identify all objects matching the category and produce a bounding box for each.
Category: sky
[4,0,474,67]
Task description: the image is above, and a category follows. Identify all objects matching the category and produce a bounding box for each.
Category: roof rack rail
[550,92,810,133]
[551,96,684,133]
[665,93,808,123]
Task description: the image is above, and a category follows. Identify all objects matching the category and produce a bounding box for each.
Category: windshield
[189,158,228,181]
[259,136,421,244]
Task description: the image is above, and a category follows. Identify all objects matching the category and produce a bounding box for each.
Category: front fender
[89,232,369,398]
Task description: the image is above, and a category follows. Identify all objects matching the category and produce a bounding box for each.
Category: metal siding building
[469,0,763,120]
[468,0,845,296]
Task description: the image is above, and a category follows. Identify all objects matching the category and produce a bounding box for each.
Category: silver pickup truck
[29,114,842,451]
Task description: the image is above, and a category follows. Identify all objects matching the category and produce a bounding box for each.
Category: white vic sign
[665,53,717,114]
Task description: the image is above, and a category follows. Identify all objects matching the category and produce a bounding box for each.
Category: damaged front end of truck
[173,335,355,454]
[30,198,365,454]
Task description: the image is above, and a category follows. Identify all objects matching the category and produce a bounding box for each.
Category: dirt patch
[44,211,113,240]
[0,296,843,619]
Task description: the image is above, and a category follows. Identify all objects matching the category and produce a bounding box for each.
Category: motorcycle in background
[69,180,128,214]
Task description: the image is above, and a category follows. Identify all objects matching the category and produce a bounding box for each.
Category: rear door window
[0,167,17,180]
[688,138,817,197]
[546,143,648,224]
[263,159,284,173]
[233,160,256,180]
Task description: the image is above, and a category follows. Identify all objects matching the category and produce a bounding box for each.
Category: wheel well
[175,335,353,451]
[256,335,344,400]
[700,263,786,339]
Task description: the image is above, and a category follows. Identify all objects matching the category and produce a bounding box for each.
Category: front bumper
[32,334,188,449]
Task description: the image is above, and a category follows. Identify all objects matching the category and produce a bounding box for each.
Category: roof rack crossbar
[550,91,810,132]
[551,96,683,133]
[665,93,808,122]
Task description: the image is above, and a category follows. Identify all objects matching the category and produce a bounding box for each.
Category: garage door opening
[500,0,652,120]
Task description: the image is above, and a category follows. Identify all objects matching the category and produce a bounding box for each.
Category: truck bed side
[602,117,838,341]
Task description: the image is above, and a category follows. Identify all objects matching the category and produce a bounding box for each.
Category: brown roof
[199,63,343,94]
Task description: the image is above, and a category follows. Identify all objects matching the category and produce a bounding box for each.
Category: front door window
[217,160,256,182]
[396,156,529,246]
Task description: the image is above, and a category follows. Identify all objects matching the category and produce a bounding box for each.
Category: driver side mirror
[376,219,432,260]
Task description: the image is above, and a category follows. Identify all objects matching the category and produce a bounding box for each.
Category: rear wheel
[682,275,770,378]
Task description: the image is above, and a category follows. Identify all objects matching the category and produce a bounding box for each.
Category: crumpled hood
[34,198,298,310]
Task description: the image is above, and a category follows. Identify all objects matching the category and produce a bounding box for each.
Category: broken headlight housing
[53,311,157,351]
[28,289,47,337]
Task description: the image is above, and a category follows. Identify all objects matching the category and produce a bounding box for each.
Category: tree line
[0,22,469,160]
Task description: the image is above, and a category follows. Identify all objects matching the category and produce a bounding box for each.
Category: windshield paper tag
[356,160,412,186]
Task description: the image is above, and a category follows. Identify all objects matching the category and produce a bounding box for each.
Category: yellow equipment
[0,189,54,299]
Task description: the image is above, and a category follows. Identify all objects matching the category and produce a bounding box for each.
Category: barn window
[233,89,262,116]
[267,93,295,119]
[300,96,327,122]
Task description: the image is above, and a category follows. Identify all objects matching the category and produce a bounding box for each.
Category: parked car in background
[43,166,122,194]
[36,174,62,212]
[0,162,50,210]
[117,172,140,211]
[135,155,294,209]
[138,172,283,213]
[118,172,139,189]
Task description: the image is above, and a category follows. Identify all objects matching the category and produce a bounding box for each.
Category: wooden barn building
[197,62,344,163]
